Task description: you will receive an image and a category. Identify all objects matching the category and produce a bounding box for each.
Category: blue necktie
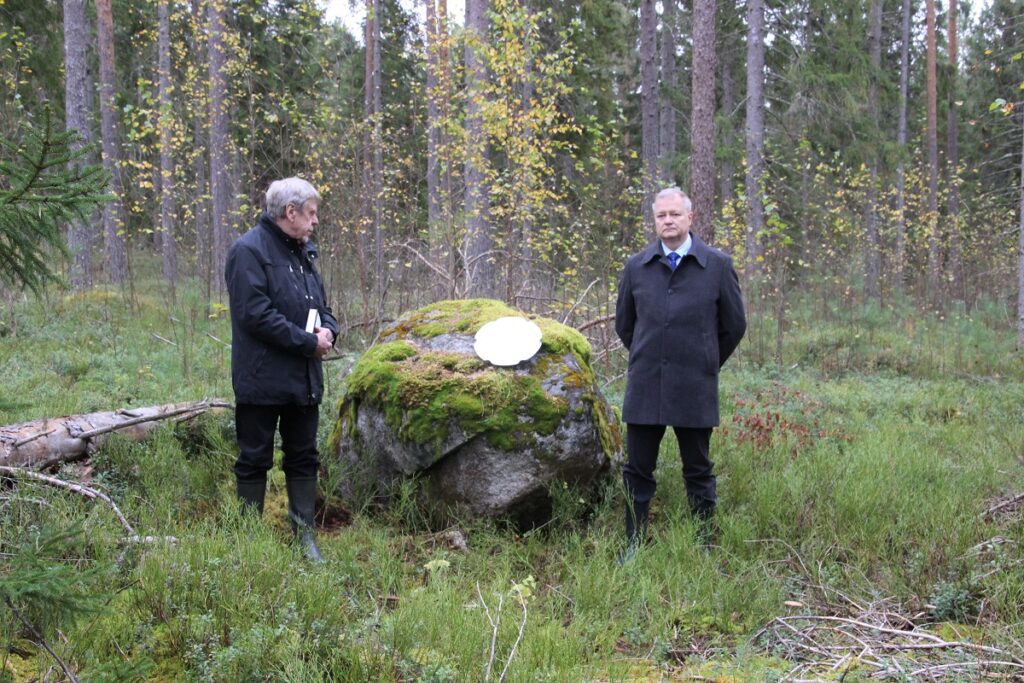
[668,252,680,270]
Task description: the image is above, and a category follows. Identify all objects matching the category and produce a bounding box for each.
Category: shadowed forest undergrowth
[2,275,1024,681]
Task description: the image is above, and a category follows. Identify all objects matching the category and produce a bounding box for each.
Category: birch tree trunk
[744,0,765,267]
[464,0,494,298]
[63,0,94,290]
[95,0,129,285]
[690,0,717,242]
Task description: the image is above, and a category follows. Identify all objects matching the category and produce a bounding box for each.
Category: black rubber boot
[689,495,717,550]
[236,476,266,516]
[286,477,324,563]
[618,499,650,565]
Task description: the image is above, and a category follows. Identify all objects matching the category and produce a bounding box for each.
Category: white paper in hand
[473,316,543,366]
[305,308,321,333]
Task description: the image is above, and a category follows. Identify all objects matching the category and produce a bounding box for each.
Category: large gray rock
[331,299,623,528]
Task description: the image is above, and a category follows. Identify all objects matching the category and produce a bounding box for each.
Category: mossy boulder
[331,299,623,528]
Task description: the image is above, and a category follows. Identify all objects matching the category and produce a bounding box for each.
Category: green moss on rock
[338,299,620,462]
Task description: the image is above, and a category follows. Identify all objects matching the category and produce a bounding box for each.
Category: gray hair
[652,187,692,212]
[265,177,321,218]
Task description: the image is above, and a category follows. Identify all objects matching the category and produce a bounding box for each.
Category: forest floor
[2,277,1024,681]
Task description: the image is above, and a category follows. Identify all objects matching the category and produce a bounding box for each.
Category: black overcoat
[225,214,340,406]
[615,234,746,428]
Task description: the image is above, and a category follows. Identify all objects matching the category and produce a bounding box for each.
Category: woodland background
[2,0,1024,341]
[4,0,1024,681]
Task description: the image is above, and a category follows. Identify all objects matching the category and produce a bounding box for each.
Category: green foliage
[0,108,109,294]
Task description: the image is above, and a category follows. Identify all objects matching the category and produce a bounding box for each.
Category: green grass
[2,274,1024,681]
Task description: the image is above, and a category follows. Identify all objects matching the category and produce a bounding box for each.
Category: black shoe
[286,477,324,563]
[236,476,266,516]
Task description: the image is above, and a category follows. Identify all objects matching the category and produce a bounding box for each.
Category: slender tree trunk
[864,0,882,301]
[207,0,231,299]
[63,0,94,290]
[95,0,128,285]
[895,0,911,294]
[640,0,659,224]
[426,0,442,261]
[690,0,717,242]
[658,0,677,184]
[925,0,941,303]
[464,0,493,298]
[947,0,963,301]
[157,0,178,292]
[719,40,736,209]
[744,0,765,267]
[188,0,210,297]
[371,0,384,319]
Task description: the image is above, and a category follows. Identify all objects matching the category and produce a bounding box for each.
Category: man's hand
[314,327,334,358]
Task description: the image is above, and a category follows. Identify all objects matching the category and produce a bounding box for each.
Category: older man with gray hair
[225,177,339,562]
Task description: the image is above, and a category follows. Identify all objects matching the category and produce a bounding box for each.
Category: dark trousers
[234,403,320,482]
[623,423,715,511]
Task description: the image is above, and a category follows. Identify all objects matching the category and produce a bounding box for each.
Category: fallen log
[0,399,233,470]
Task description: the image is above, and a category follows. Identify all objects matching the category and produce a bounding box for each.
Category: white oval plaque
[473,316,543,366]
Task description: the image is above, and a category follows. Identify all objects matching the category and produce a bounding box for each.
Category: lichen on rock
[331,299,623,528]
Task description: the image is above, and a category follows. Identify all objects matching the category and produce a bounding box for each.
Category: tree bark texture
[463,0,494,298]
[925,0,941,303]
[158,0,178,291]
[207,0,231,299]
[690,0,717,243]
[95,0,129,285]
[658,0,677,184]
[640,0,658,224]
[864,0,882,301]
[62,0,94,290]
[744,0,765,269]
[0,400,231,471]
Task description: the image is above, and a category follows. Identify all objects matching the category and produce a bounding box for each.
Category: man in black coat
[615,187,746,555]
[225,177,340,562]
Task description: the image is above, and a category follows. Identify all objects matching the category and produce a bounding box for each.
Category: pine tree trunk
[744,0,765,266]
[640,0,658,224]
[464,0,494,298]
[690,0,717,243]
[864,0,882,301]
[658,0,677,184]
[947,0,963,301]
[95,0,129,285]
[63,0,94,290]
[207,0,231,300]
[925,0,941,303]
[895,0,911,294]
[158,0,178,292]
